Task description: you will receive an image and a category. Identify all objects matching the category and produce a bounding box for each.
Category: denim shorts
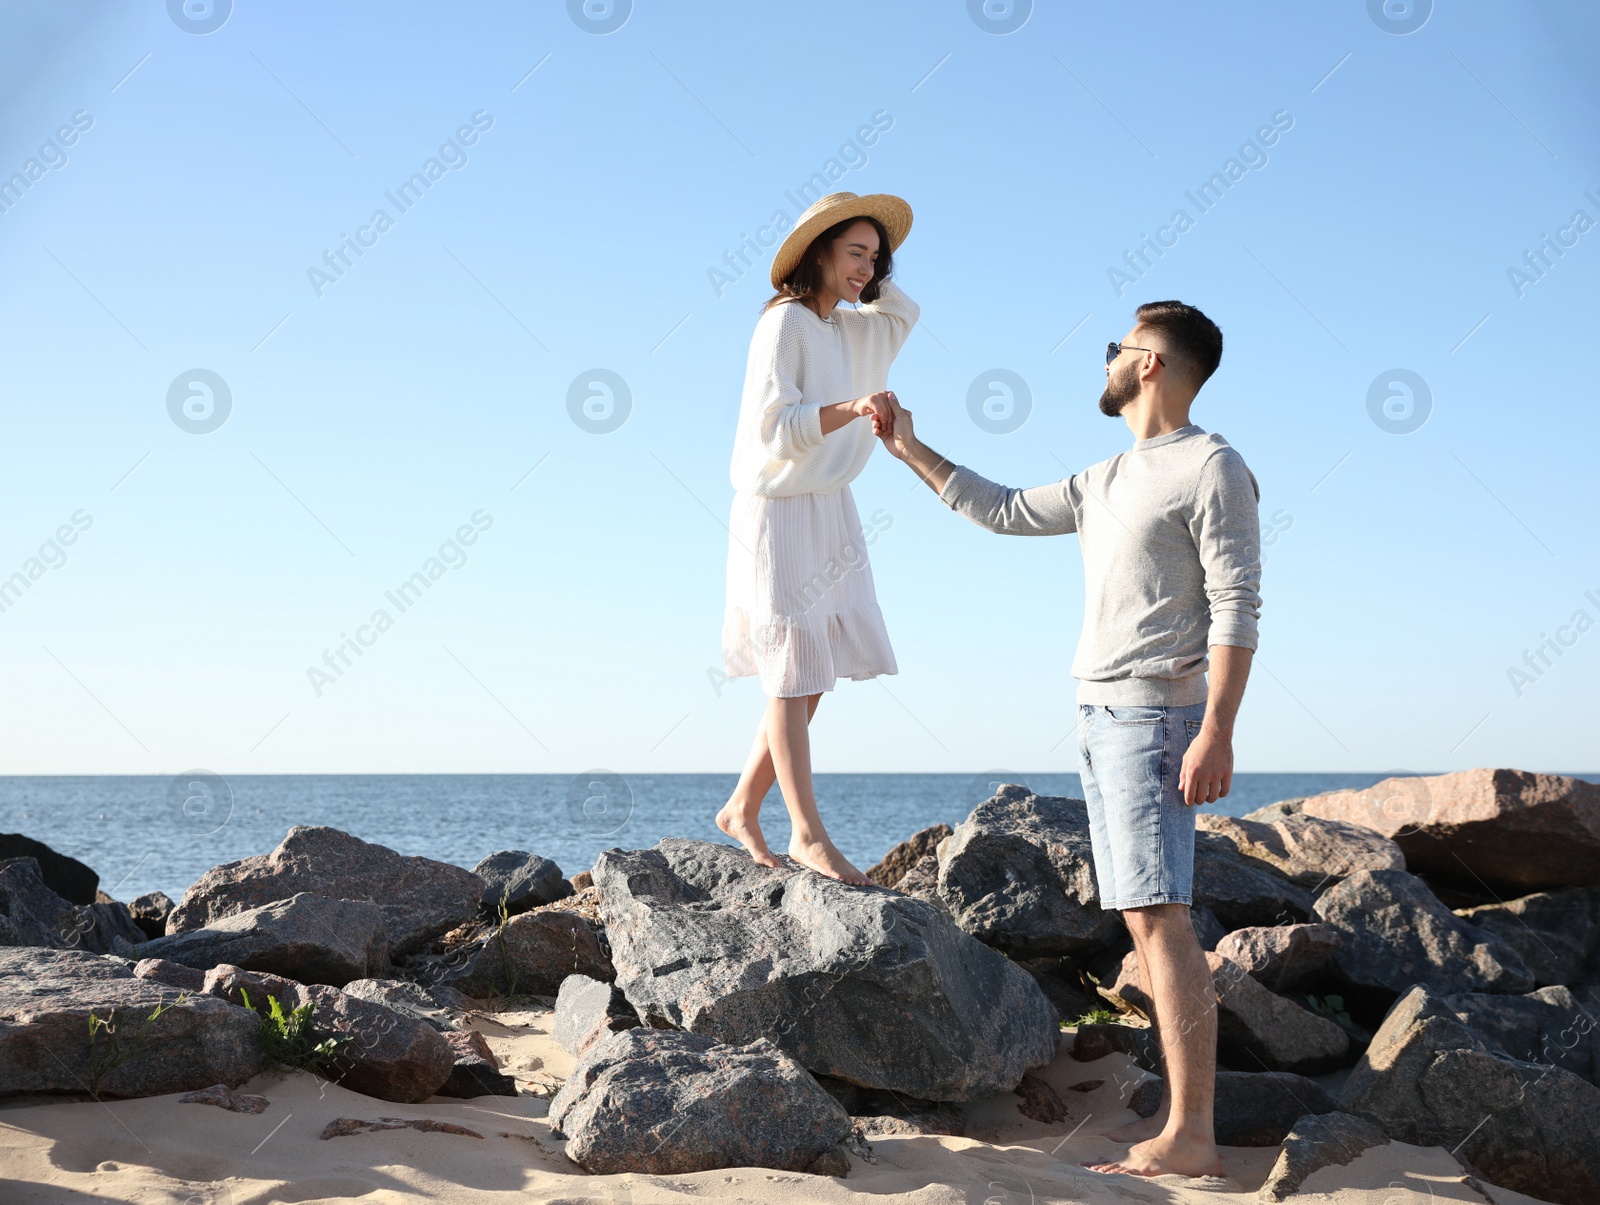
[1077,701,1208,910]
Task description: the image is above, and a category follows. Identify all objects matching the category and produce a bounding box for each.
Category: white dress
[722,279,919,698]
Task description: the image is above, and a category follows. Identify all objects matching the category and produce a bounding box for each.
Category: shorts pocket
[1184,718,1204,739]
[1106,706,1164,726]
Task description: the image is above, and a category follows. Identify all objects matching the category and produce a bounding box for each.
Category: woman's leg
[715,695,820,868]
[767,693,870,885]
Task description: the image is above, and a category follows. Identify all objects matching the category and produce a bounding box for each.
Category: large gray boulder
[1213,923,1343,993]
[595,838,1057,1101]
[1101,950,1349,1074]
[1298,768,1600,892]
[1314,869,1532,997]
[1130,1070,1337,1146]
[0,858,145,956]
[0,857,79,949]
[1197,811,1405,888]
[1191,833,1317,932]
[930,787,1122,956]
[1343,984,1600,1205]
[473,850,573,918]
[435,909,614,1000]
[1445,986,1599,1086]
[1257,1111,1390,1201]
[0,834,98,903]
[548,1028,851,1176]
[339,977,476,1033]
[123,892,389,987]
[0,947,265,1098]
[195,963,453,1103]
[1455,887,1598,988]
[167,826,484,958]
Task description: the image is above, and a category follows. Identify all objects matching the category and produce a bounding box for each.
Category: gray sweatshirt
[938,424,1261,706]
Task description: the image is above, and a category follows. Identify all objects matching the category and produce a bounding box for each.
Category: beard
[1098,359,1139,416]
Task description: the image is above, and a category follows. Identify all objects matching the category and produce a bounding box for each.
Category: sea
[4,771,1596,905]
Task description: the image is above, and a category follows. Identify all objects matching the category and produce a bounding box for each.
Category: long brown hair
[762,215,895,314]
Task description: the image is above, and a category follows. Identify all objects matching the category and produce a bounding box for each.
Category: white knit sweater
[728,279,919,497]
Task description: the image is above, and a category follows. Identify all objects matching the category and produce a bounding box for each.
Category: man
[878,300,1260,1179]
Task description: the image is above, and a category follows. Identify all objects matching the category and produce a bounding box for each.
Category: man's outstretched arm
[879,395,1078,536]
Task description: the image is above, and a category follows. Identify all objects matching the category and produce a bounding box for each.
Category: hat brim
[769,193,913,289]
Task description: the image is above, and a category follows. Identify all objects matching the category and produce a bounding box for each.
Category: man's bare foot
[1104,1107,1167,1143]
[715,802,782,869]
[788,837,871,885]
[1083,1129,1223,1178]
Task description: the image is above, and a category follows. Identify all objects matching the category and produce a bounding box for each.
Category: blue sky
[0,0,1595,776]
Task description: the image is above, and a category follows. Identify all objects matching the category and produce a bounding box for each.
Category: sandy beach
[0,1007,1553,1205]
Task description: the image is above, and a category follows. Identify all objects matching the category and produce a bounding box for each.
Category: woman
[716,191,918,885]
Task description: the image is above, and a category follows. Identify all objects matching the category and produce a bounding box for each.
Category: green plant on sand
[240,986,350,1074]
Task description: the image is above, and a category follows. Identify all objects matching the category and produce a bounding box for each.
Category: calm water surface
[3,771,1594,904]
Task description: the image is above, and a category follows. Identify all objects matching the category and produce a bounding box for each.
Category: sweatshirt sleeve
[1189,449,1262,650]
[749,304,826,462]
[835,277,920,366]
[938,465,1079,536]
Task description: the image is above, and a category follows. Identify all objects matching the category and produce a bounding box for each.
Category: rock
[1131,1070,1337,1146]
[1016,1072,1068,1123]
[552,973,639,1056]
[1244,798,1308,823]
[168,825,484,958]
[437,909,614,1000]
[866,823,952,889]
[1196,811,1405,889]
[202,964,453,1103]
[892,853,943,905]
[125,892,389,987]
[1445,986,1599,1086]
[179,1083,270,1113]
[853,1105,966,1137]
[548,1028,851,1175]
[595,838,1057,1101]
[1299,769,1600,892]
[1213,924,1344,992]
[320,1116,482,1139]
[0,947,265,1098]
[1456,888,1598,988]
[129,891,176,940]
[473,850,573,918]
[133,958,207,992]
[932,788,1123,956]
[1071,1023,1161,1074]
[1191,905,1226,951]
[1192,832,1317,931]
[1343,984,1600,1204]
[339,978,474,1032]
[1257,1111,1389,1201]
[1208,952,1351,1074]
[1314,869,1533,998]
[1102,950,1349,1073]
[436,1030,517,1098]
[0,834,98,903]
[0,857,77,948]
[81,901,149,954]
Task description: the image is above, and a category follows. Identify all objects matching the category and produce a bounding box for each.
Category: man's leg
[1095,903,1221,1177]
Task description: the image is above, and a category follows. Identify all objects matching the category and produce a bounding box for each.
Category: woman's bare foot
[788,836,871,885]
[715,802,782,868]
[1083,1129,1223,1178]
[1105,1106,1167,1143]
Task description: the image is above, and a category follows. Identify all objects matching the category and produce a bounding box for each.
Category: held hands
[856,391,896,439]
[872,392,917,460]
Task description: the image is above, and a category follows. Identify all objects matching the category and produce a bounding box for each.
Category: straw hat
[769,191,913,288]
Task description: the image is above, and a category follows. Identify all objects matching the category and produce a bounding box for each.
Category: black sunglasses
[1106,341,1164,366]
